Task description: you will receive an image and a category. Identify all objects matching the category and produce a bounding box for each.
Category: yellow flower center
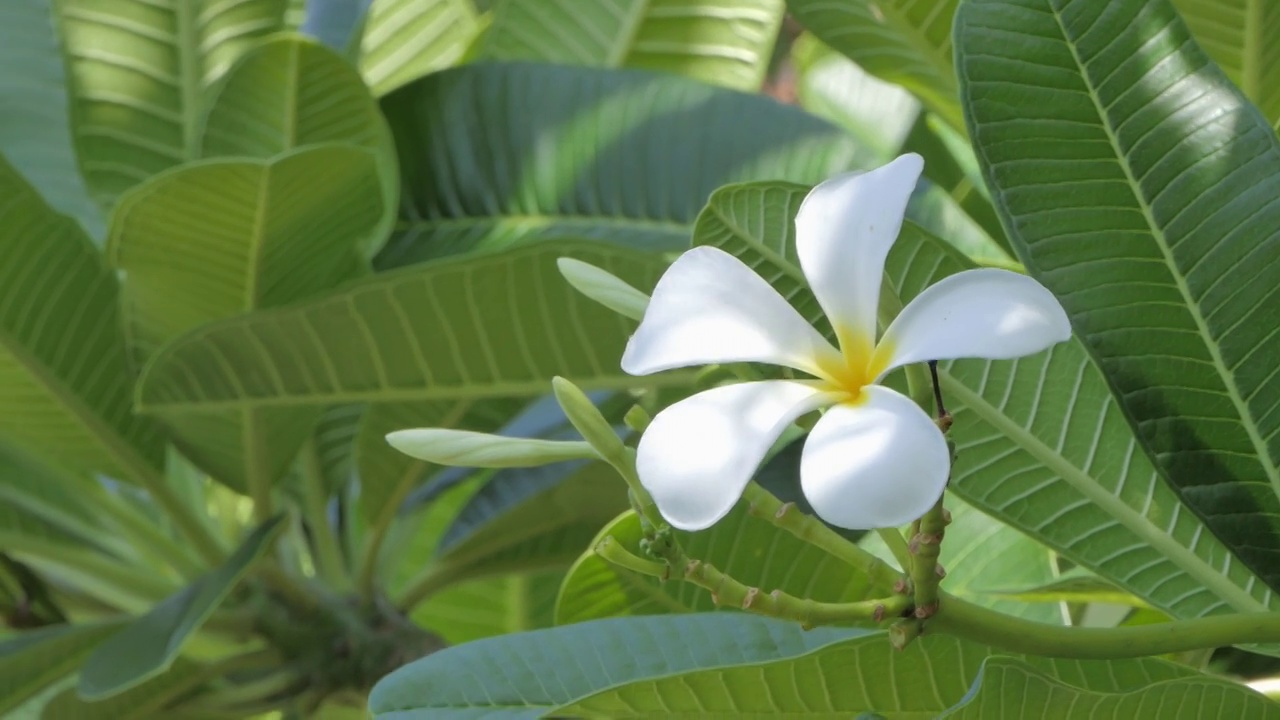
[815,326,892,404]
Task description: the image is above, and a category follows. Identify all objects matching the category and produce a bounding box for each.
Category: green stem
[908,496,948,619]
[299,440,351,592]
[932,592,1280,659]
[875,528,913,572]
[740,482,902,591]
[598,532,909,627]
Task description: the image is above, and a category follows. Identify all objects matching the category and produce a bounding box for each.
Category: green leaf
[1172,0,1280,125]
[369,614,861,718]
[374,62,874,269]
[135,241,690,414]
[691,181,1280,632]
[428,457,629,586]
[0,154,166,485]
[785,0,963,130]
[989,573,1152,608]
[47,660,207,720]
[0,0,102,239]
[77,517,285,699]
[0,622,123,715]
[0,450,133,559]
[413,569,563,644]
[360,0,480,96]
[941,655,1279,718]
[54,0,289,208]
[955,0,1280,590]
[478,0,786,91]
[110,146,384,493]
[201,34,398,256]
[370,614,1227,718]
[555,504,891,624]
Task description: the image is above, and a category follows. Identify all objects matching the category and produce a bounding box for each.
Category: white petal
[796,154,923,356]
[800,386,950,529]
[873,268,1071,378]
[636,380,836,531]
[621,246,842,379]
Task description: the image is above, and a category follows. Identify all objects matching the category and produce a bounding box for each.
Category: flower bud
[385,428,596,468]
[552,376,627,463]
[556,258,649,321]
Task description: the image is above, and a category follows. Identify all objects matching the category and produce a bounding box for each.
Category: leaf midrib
[1045,3,1280,493]
[940,372,1265,614]
[607,0,651,67]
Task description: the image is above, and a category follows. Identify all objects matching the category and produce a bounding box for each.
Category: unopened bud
[556,258,649,321]
[385,428,595,468]
[552,377,627,462]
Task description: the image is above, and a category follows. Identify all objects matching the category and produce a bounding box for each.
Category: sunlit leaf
[360,0,480,96]
[1172,0,1280,125]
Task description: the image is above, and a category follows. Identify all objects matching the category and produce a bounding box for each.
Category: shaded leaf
[0,154,165,485]
[413,570,563,645]
[0,622,122,715]
[786,0,962,129]
[374,62,873,268]
[47,660,207,720]
[479,0,786,91]
[360,0,480,96]
[956,0,1280,590]
[0,0,102,238]
[54,0,289,207]
[78,517,284,699]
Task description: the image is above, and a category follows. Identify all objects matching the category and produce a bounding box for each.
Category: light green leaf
[201,33,398,255]
[360,0,480,96]
[555,502,892,624]
[1172,0,1280,125]
[692,182,1279,632]
[0,622,122,715]
[370,614,1226,718]
[941,655,1279,718]
[110,146,384,493]
[54,0,289,208]
[135,242,691,413]
[369,614,861,718]
[413,570,563,644]
[374,62,873,269]
[955,0,1280,591]
[78,517,284,699]
[0,0,102,238]
[0,154,166,485]
[989,573,1152,609]
[786,0,962,130]
[478,0,785,91]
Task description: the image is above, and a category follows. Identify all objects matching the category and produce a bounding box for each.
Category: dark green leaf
[78,517,285,699]
[478,0,786,91]
[374,62,873,268]
[0,622,122,714]
[955,0,1280,590]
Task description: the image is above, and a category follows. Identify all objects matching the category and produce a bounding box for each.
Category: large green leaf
[692,182,1279,630]
[360,0,480,97]
[201,34,398,255]
[785,0,962,130]
[0,0,102,238]
[955,0,1280,590]
[370,614,1236,718]
[0,622,122,715]
[374,62,873,268]
[77,517,284,699]
[54,0,289,208]
[135,241,690,414]
[370,614,859,718]
[0,154,165,485]
[941,656,1279,719]
[110,146,384,493]
[478,0,785,91]
[555,501,893,624]
[1172,0,1280,125]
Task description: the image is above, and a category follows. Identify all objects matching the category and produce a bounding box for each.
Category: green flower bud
[385,428,596,468]
[551,376,627,463]
[556,258,649,321]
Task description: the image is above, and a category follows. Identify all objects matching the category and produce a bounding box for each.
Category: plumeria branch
[595,532,911,628]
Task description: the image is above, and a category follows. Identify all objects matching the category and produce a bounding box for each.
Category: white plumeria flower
[621,154,1071,532]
